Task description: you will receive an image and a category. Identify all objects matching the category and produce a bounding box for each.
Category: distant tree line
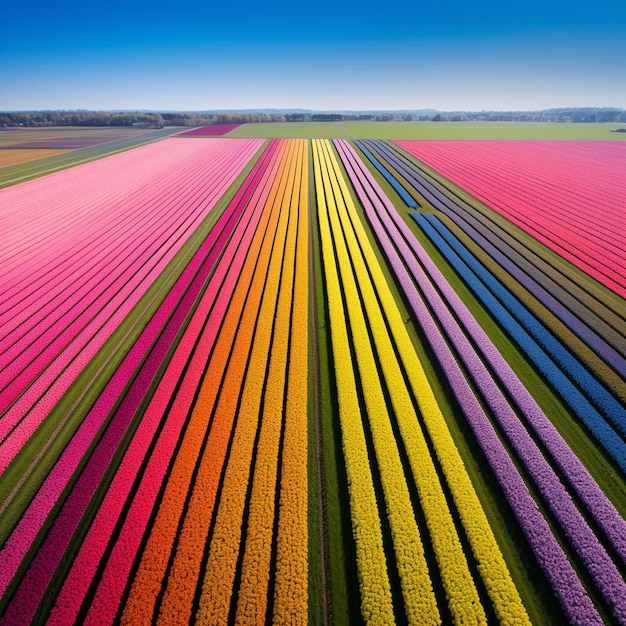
[285,108,626,123]
[1,107,624,127]
[286,109,626,123]
[286,113,379,122]
[0,111,287,128]
[444,108,626,123]
[0,111,167,128]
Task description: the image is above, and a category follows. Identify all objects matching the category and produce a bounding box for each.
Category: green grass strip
[229,121,626,140]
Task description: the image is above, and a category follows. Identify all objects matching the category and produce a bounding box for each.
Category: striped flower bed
[0,138,313,625]
[1,136,624,625]
[394,140,626,297]
[180,124,243,137]
[335,139,626,624]
[0,138,263,472]
[361,139,626,387]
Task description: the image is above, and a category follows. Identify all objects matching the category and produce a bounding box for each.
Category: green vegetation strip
[229,121,626,140]
[0,128,182,188]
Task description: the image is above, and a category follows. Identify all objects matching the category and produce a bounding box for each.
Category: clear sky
[2,0,624,111]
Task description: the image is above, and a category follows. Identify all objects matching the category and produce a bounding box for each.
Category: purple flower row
[412,213,626,567]
[355,139,626,563]
[411,213,626,620]
[434,202,626,376]
[415,214,626,473]
[16,139,113,149]
[423,213,625,434]
[352,140,418,208]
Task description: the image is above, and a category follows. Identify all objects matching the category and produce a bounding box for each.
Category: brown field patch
[0,149,71,167]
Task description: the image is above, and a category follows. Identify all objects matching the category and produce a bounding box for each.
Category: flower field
[394,141,626,298]
[0,135,624,625]
[0,127,163,168]
[180,124,243,137]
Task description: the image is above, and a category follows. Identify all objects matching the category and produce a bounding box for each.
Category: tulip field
[180,124,243,137]
[0,132,624,625]
[394,141,626,298]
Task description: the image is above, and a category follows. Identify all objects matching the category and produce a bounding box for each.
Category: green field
[228,121,626,140]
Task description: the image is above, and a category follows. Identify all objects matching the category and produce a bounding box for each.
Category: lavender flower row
[421,213,626,437]
[408,213,626,569]
[352,140,418,208]
[414,214,626,475]
[407,207,626,623]
[434,202,626,375]
[410,214,626,621]
[334,139,605,625]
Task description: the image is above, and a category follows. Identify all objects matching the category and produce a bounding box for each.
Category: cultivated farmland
[179,124,243,136]
[228,121,626,140]
[0,132,624,625]
[0,127,182,188]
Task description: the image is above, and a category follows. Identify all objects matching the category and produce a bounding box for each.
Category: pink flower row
[71,140,285,626]
[0,140,264,608]
[0,139,263,473]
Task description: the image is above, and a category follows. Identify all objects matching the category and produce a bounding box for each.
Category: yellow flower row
[329,140,531,625]
[317,139,478,623]
[312,139,397,624]
[317,138,484,624]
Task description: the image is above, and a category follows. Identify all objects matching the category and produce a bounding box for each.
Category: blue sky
[2,0,624,111]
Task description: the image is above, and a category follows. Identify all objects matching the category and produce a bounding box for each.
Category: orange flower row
[154,140,297,625]
[234,139,309,626]
[120,139,293,625]
[270,140,309,625]
[195,138,300,623]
